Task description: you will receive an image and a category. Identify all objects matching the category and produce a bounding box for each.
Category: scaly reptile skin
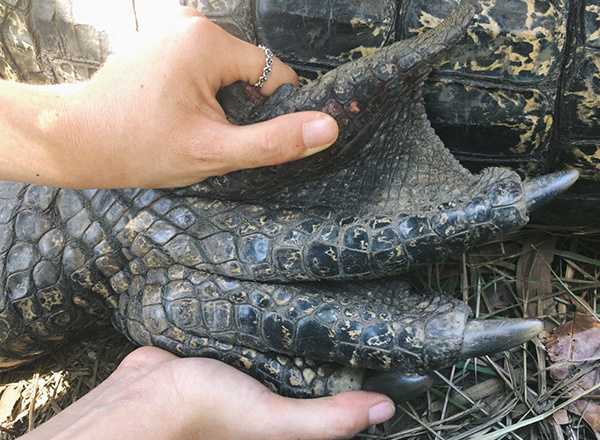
[0,3,573,398]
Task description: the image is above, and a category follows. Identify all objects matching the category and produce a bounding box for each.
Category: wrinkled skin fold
[0,5,576,399]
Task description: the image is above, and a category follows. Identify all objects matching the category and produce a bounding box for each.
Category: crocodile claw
[460,318,544,359]
[364,372,434,402]
[360,319,543,402]
[524,170,579,214]
[0,0,562,405]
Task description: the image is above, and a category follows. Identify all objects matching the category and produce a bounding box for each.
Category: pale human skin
[0,6,340,189]
[0,6,396,440]
[20,347,396,440]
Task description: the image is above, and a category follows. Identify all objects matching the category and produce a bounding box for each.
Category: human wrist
[0,81,80,187]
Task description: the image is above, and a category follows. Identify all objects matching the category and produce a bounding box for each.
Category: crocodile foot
[0,6,577,404]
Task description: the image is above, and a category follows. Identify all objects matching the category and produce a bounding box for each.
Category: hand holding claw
[0,7,338,189]
[0,6,390,440]
[19,347,396,440]
[0,4,581,440]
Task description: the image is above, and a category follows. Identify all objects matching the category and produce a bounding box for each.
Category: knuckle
[179,6,205,19]
[188,138,233,176]
[186,13,220,38]
[259,128,295,164]
[183,14,211,39]
[118,347,160,371]
[193,140,224,162]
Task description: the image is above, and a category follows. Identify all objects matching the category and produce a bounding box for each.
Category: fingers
[114,353,394,440]
[124,4,298,95]
[212,111,339,173]
[179,13,298,96]
[265,391,395,440]
[186,358,395,440]
[244,45,298,96]
[210,27,298,95]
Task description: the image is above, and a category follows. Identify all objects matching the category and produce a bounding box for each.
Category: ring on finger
[253,45,274,89]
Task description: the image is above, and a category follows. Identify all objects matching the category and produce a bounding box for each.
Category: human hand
[0,6,338,189]
[20,347,395,440]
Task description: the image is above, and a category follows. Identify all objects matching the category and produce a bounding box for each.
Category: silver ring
[253,45,273,89]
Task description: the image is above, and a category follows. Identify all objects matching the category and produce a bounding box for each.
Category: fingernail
[368,401,395,425]
[302,116,338,152]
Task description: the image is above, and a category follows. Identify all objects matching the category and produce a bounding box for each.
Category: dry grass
[0,329,134,439]
[0,227,599,439]
[366,226,600,439]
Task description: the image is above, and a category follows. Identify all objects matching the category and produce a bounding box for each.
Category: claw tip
[524,170,579,214]
[461,318,544,359]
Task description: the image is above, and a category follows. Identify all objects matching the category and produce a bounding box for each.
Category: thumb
[265,391,395,440]
[218,112,339,173]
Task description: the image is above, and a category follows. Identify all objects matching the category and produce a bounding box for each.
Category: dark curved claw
[524,170,579,214]
[460,318,544,359]
[363,372,434,402]
[362,319,544,402]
